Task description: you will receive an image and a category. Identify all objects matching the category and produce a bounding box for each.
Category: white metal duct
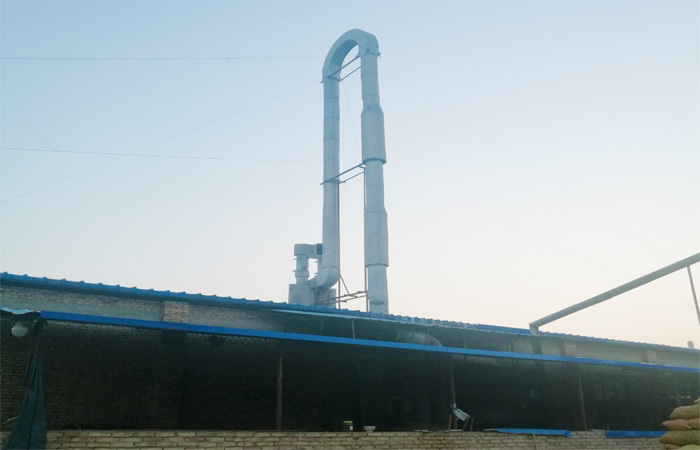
[288,29,389,314]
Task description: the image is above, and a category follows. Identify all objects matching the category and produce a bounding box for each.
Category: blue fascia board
[38,311,699,373]
[486,429,571,437]
[605,431,664,438]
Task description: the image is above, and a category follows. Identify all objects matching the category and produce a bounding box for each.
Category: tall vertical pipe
[307,75,341,291]
[292,29,389,313]
[313,29,388,313]
[359,41,389,314]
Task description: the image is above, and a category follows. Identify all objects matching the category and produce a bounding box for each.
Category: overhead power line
[379,64,671,261]
[1,56,322,61]
[386,170,690,308]
[0,147,319,164]
[341,79,361,160]
[214,190,322,291]
[1,79,317,204]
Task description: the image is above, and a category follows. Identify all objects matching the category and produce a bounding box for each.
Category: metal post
[687,267,700,326]
[571,363,587,430]
[532,336,543,355]
[351,348,362,428]
[448,358,457,430]
[672,376,682,407]
[276,344,284,430]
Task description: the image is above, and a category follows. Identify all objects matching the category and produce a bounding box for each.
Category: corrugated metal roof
[1,272,696,353]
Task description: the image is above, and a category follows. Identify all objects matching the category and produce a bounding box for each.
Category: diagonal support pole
[530,252,700,335]
[688,267,700,327]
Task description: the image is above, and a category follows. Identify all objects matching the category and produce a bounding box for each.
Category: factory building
[2,272,697,434]
[2,30,698,449]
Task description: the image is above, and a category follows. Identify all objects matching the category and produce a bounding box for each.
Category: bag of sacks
[660,399,700,448]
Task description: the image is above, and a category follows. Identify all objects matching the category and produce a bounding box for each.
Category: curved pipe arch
[306,29,388,314]
[322,29,379,78]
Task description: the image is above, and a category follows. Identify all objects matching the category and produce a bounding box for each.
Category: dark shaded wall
[452,355,695,431]
[0,316,32,427]
[2,317,697,433]
[580,365,691,430]
[1,318,279,431]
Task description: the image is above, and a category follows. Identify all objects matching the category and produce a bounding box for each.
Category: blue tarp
[605,430,665,438]
[485,428,571,437]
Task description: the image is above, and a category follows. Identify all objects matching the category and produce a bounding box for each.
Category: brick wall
[0,286,160,315]
[0,318,31,425]
[161,301,190,323]
[1,283,692,436]
[1,284,285,331]
[0,316,280,431]
[0,314,686,433]
[15,430,659,449]
[42,322,183,429]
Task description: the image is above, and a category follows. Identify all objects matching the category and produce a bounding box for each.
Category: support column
[447,358,457,430]
[276,343,284,430]
[569,363,587,430]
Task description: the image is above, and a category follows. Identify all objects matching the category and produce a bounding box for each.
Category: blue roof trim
[486,429,571,437]
[3,273,696,353]
[38,310,700,373]
[605,431,664,438]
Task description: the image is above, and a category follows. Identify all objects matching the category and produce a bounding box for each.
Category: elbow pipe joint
[309,266,340,290]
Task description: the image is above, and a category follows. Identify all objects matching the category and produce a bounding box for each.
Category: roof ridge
[1,272,696,353]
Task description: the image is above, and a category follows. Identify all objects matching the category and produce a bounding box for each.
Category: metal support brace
[571,363,587,431]
[321,163,364,185]
[275,344,284,430]
[688,267,700,326]
[447,358,457,430]
[530,252,700,335]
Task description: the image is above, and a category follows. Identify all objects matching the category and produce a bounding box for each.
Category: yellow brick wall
[22,430,662,450]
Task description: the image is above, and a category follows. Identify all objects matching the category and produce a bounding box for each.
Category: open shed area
[1,273,697,437]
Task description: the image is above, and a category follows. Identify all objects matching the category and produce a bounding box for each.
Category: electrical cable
[341,79,362,160]
[213,190,322,291]
[379,65,672,261]
[1,79,317,204]
[380,65,693,307]
[0,147,319,164]
[386,170,691,307]
[341,184,363,237]
[339,79,364,235]
[2,56,322,61]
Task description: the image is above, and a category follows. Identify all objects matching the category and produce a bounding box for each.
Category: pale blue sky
[1,1,698,347]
